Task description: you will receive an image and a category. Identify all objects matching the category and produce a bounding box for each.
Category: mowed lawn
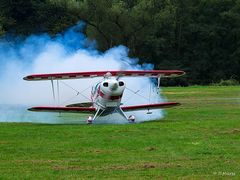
[0,86,239,179]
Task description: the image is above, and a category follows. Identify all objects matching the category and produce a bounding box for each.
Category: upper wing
[28,106,96,113]
[121,102,180,112]
[23,70,185,81]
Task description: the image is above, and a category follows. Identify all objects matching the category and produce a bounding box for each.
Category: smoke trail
[0,22,164,124]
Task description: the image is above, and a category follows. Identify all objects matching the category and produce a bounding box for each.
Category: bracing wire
[58,78,103,106]
[60,81,91,102]
[59,93,81,106]
[123,87,150,104]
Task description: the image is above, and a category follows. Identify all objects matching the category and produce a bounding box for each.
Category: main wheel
[128,115,135,123]
[86,116,93,124]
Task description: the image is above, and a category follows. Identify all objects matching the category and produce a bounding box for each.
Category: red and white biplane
[23,70,185,124]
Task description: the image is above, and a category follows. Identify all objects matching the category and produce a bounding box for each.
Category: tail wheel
[128,115,135,123]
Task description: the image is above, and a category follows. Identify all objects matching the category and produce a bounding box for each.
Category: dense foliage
[1,0,240,85]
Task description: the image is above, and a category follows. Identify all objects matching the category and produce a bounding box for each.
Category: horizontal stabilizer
[28,106,96,113]
[121,102,180,112]
[23,70,185,81]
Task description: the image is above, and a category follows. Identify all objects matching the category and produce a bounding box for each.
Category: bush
[212,79,239,86]
[161,77,189,87]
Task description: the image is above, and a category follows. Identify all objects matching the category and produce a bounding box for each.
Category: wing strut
[158,75,161,88]
[148,82,152,114]
[50,78,56,102]
[118,108,130,122]
[57,80,60,105]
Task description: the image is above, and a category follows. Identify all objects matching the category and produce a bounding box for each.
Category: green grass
[0,86,240,179]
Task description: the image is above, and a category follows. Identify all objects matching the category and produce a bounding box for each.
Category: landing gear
[128,115,135,123]
[86,108,105,125]
[86,108,135,124]
[86,116,93,124]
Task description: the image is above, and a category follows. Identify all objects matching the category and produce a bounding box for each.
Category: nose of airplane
[110,82,118,91]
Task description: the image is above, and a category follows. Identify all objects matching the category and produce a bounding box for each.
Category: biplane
[23,70,185,124]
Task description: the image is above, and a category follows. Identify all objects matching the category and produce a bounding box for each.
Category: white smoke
[0,22,164,124]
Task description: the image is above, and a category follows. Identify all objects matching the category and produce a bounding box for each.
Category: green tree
[1,0,240,85]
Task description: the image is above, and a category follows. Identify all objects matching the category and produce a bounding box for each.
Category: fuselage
[91,75,125,109]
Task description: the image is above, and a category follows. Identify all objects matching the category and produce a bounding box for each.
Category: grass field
[0,86,239,179]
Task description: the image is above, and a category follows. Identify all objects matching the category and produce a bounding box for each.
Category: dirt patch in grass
[87,148,117,154]
[230,129,240,134]
[14,159,63,165]
[103,162,158,171]
[53,165,83,171]
[13,159,84,165]
[216,128,240,135]
[143,163,156,169]
[51,162,159,171]
[0,141,9,144]
[145,146,157,151]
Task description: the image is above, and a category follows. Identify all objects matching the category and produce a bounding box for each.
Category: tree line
[1,0,240,85]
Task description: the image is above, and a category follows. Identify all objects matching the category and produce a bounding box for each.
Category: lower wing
[28,106,96,113]
[28,102,179,113]
[121,102,180,112]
